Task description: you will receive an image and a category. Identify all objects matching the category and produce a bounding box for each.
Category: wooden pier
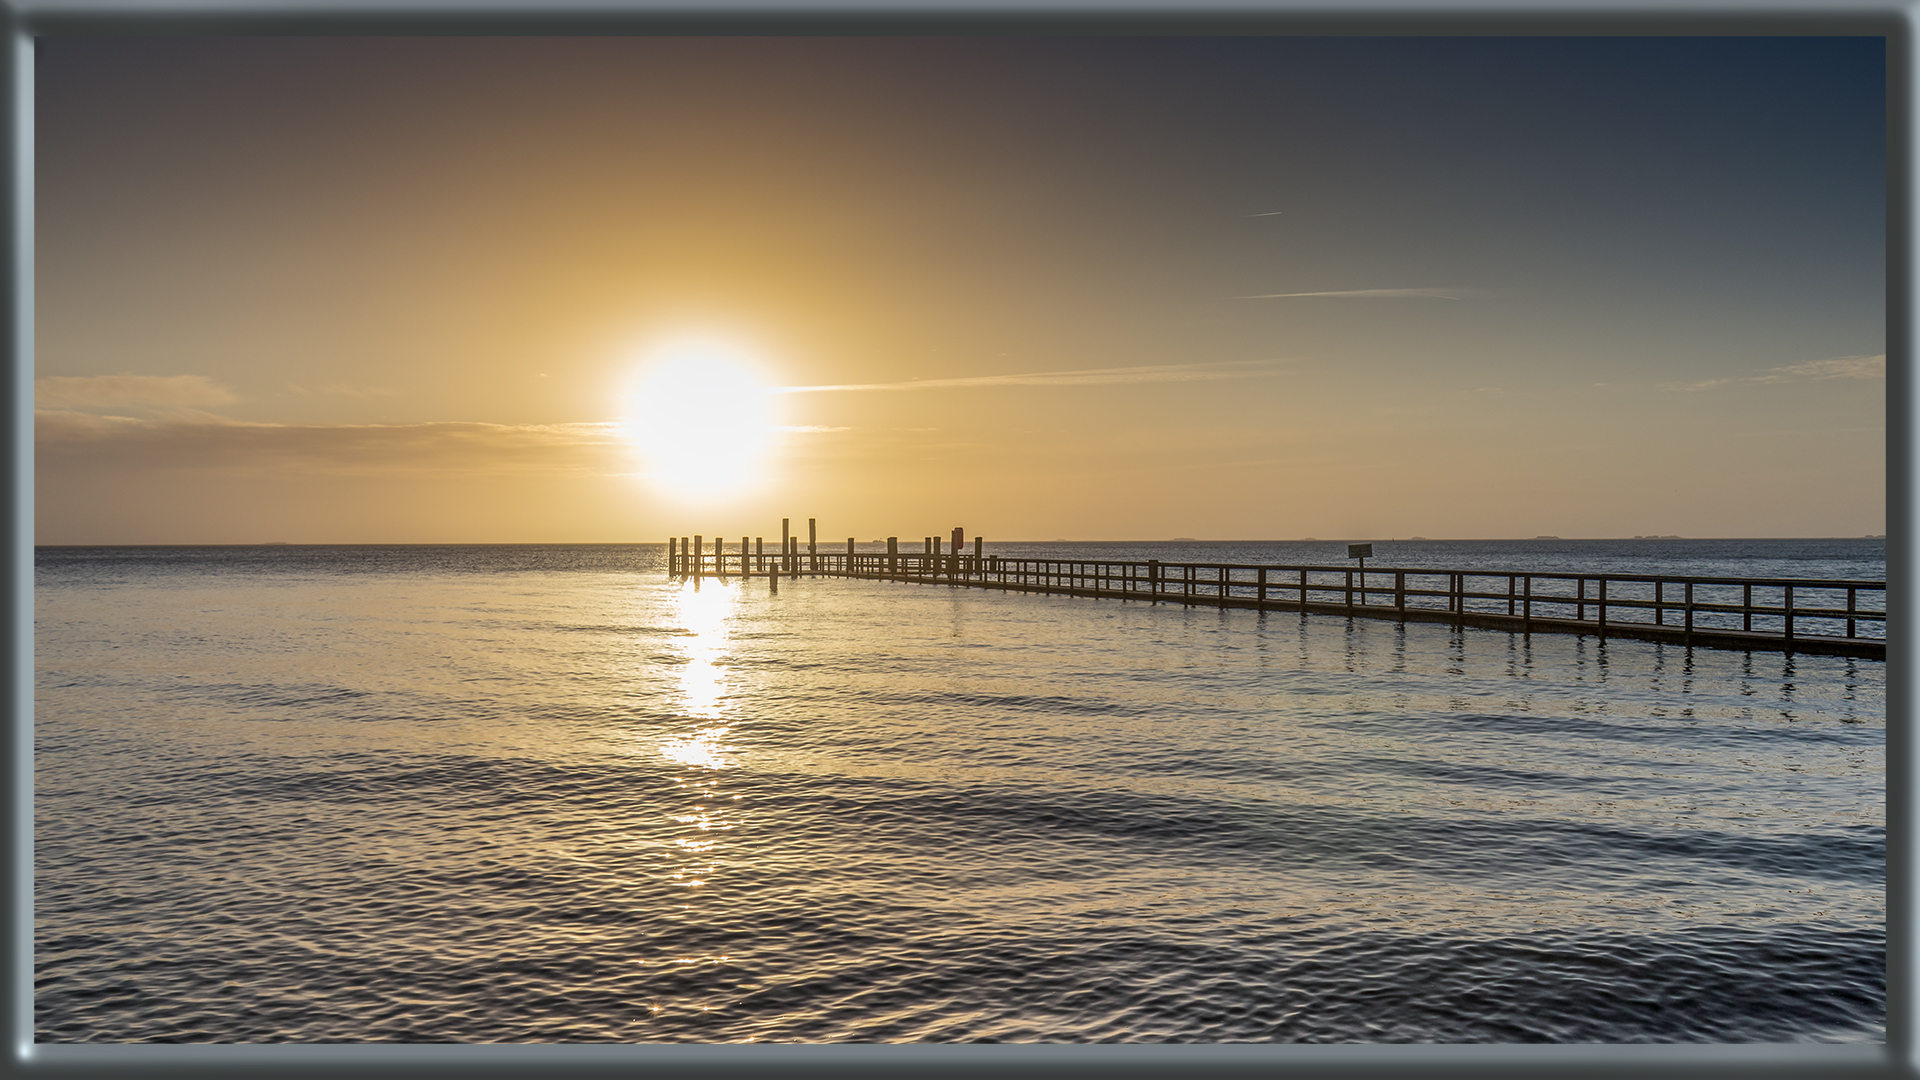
[664,532,1886,660]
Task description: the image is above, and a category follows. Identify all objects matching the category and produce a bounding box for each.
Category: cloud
[36,374,238,410]
[287,383,403,398]
[37,411,633,476]
[1669,353,1885,391]
[1237,288,1474,300]
[772,360,1281,394]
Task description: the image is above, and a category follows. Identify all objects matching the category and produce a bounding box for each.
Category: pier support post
[888,537,898,578]
[782,519,790,575]
[668,537,677,578]
[809,518,818,572]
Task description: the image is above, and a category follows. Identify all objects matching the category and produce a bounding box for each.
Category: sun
[626,339,779,501]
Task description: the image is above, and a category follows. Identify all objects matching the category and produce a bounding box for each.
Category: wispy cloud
[37,412,632,476]
[1237,288,1474,300]
[36,374,237,410]
[772,360,1281,395]
[287,383,403,398]
[1669,353,1885,391]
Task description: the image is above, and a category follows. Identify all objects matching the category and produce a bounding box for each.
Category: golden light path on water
[650,578,748,911]
[663,578,738,769]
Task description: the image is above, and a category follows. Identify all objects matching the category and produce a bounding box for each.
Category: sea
[33,538,1886,1043]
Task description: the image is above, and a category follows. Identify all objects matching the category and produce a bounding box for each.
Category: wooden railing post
[1848,587,1857,639]
[1149,559,1160,599]
[1784,585,1795,647]
[1654,580,1663,625]
[1523,575,1532,632]
[668,536,677,578]
[1346,569,1354,611]
[1598,578,1608,637]
[1397,571,1406,617]
[1684,582,1694,641]
[1744,584,1753,632]
[1258,567,1267,604]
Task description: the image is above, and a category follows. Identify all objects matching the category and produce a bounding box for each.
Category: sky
[34,36,1885,544]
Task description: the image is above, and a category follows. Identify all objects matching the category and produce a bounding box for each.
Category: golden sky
[35,37,1885,543]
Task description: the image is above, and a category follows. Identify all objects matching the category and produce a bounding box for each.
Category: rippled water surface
[35,543,1885,1042]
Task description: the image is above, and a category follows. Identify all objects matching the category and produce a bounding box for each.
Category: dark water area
[35,542,1884,1042]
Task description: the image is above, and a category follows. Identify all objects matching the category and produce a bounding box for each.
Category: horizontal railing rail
[663,540,1886,659]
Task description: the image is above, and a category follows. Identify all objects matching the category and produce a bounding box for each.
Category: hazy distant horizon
[31,534,1891,548]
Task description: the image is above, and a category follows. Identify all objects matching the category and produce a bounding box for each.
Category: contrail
[1238,287,1465,300]
[772,360,1281,394]
[1247,211,1285,217]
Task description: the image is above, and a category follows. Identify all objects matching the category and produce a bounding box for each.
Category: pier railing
[666,543,1886,659]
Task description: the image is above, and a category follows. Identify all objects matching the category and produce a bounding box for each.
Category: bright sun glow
[627,339,778,501]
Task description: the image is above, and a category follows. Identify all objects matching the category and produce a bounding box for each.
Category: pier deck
[666,538,1886,660]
